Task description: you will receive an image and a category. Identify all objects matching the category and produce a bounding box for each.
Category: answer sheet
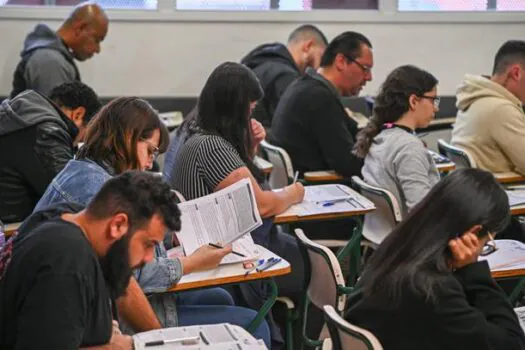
[479,239,525,271]
[507,190,525,207]
[176,178,262,264]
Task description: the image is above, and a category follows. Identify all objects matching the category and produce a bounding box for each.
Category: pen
[317,198,349,207]
[257,258,282,272]
[293,171,299,184]
[244,259,265,276]
[145,335,200,347]
[208,243,246,257]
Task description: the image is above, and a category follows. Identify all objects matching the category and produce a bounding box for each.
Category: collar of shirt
[306,67,341,98]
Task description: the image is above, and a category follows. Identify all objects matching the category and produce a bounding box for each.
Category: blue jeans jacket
[34,159,183,327]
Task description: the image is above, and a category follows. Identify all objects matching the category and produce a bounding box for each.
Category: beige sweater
[451,74,525,174]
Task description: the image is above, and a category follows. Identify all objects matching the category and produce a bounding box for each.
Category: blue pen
[257,258,282,272]
[245,259,266,276]
[319,198,349,207]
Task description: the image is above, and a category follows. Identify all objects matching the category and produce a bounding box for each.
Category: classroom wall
[1,19,523,97]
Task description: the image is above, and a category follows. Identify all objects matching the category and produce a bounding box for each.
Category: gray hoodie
[0,90,70,137]
[10,24,80,98]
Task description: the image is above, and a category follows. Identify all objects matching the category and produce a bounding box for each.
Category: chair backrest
[260,140,294,189]
[351,177,402,246]
[323,305,383,350]
[295,228,346,312]
[437,139,475,168]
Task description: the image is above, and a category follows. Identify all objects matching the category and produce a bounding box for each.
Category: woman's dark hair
[179,62,264,178]
[360,168,510,305]
[353,65,438,158]
[77,97,169,173]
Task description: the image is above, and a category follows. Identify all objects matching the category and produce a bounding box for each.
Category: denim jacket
[34,158,183,327]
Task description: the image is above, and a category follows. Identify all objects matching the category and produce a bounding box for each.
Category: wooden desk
[254,156,273,175]
[4,222,22,237]
[169,245,290,292]
[275,208,373,224]
[495,172,525,184]
[436,162,456,173]
[429,117,456,127]
[304,170,343,183]
[511,205,525,216]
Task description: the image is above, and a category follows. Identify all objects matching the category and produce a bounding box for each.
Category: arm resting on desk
[134,244,183,293]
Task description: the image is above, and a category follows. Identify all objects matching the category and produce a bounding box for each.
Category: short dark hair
[49,81,101,125]
[86,171,181,233]
[320,31,372,67]
[77,97,170,174]
[492,40,525,75]
[288,24,328,47]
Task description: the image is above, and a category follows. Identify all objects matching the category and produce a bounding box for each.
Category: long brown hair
[77,97,169,173]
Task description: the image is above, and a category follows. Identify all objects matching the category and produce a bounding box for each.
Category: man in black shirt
[241,24,328,128]
[0,171,181,349]
[270,31,374,178]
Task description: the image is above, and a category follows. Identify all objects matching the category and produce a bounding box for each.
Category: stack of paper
[515,306,525,333]
[479,239,525,272]
[279,184,375,218]
[507,190,525,207]
[175,179,262,264]
[133,323,267,349]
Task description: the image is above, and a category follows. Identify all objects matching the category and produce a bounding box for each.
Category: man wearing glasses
[269,31,373,178]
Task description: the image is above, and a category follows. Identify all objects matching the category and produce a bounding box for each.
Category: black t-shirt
[0,206,113,349]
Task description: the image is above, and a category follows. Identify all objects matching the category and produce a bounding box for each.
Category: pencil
[208,243,246,257]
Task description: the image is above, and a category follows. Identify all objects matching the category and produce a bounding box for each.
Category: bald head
[59,1,109,61]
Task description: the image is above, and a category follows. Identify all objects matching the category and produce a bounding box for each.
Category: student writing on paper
[33,98,270,346]
[352,65,440,217]
[345,169,525,350]
[163,62,307,347]
[0,172,178,349]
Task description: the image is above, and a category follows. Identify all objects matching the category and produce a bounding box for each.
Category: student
[10,2,108,97]
[451,40,525,175]
[34,97,271,346]
[270,31,373,177]
[353,65,440,216]
[163,62,306,346]
[0,172,180,349]
[0,81,101,223]
[345,168,525,350]
[241,24,328,128]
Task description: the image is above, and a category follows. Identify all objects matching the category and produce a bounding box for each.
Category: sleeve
[14,272,93,350]
[28,122,74,196]
[490,105,525,175]
[24,49,76,96]
[133,243,183,293]
[432,261,525,350]
[272,72,297,107]
[392,141,435,212]
[197,138,246,189]
[309,91,363,177]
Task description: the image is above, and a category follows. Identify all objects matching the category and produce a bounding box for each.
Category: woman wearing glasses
[345,168,525,350]
[33,97,271,346]
[353,65,441,217]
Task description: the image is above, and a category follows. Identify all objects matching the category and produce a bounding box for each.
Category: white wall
[1,18,524,97]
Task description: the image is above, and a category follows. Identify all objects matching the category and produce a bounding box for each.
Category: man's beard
[99,233,133,300]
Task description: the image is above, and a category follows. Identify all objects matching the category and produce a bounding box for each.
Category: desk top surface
[169,245,290,292]
[254,156,273,174]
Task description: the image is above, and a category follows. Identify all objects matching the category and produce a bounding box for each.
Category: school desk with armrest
[4,222,22,237]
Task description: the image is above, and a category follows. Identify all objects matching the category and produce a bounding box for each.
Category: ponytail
[352,116,381,159]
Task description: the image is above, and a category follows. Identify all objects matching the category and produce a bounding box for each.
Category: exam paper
[507,190,525,207]
[479,239,525,271]
[176,178,262,264]
[133,323,267,349]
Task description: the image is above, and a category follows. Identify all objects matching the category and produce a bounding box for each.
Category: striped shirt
[164,132,245,200]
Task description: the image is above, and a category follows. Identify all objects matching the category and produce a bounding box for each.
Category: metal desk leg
[508,277,525,305]
[246,278,278,333]
[336,217,363,286]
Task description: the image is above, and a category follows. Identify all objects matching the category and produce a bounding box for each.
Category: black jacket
[241,43,300,128]
[270,70,362,177]
[345,261,525,350]
[0,90,78,223]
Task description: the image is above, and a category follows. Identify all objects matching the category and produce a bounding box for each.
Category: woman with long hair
[353,65,440,216]
[34,97,271,346]
[163,62,306,346]
[345,168,525,349]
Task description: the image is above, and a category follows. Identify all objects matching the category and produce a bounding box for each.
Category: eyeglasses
[418,95,441,109]
[140,138,160,160]
[480,232,498,256]
[344,55,372,74]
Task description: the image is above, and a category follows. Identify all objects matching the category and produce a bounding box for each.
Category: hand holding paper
[180,244,233,274]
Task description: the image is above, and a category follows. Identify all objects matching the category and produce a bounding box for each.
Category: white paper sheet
[479,239,525,271]
[515,306,525,333]
[176,179,262,264]
[507,190,525,207]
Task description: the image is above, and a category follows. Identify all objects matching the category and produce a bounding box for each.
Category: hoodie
[10,24,81,98]
[241,43,300,127]
[0,90,78,223]
[451,74,525,174]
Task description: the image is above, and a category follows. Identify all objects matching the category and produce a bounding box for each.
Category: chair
[259,140,295,189]
[351,177,402,246]
[437,139,476,168]
[295,228,354,348]
[323,305,383,350]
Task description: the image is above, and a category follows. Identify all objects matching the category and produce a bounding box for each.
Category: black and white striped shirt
[165,133,245,200]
